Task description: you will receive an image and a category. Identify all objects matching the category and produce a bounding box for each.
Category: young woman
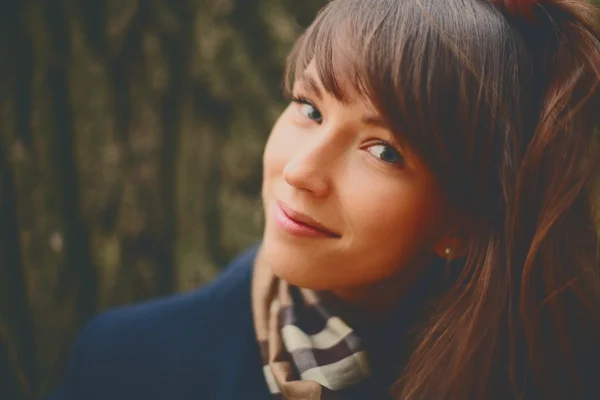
[51,0,600,398]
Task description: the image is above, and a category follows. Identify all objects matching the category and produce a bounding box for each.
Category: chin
[269,262,333,290]
[260,237,339,290]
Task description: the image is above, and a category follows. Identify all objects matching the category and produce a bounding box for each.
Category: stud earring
[444,247,452,256]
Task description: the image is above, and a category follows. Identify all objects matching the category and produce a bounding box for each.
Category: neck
[331,257,433,324]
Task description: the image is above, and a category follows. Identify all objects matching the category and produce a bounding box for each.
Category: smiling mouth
[275,201,341,238]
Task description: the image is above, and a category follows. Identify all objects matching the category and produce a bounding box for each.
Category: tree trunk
[0,1,326,398]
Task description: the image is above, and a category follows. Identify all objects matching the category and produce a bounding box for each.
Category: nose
[282,137,335,198]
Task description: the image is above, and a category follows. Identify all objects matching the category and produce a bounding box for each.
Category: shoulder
[54,244,263,400]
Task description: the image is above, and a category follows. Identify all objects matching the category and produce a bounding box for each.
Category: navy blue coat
[49,245,272,400]
[55,245,569,399]
[48,243,455,400]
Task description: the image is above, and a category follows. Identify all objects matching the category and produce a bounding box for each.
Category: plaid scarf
[252,257,372,399]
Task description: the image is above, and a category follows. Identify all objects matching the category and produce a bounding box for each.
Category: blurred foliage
[0,0,324,398]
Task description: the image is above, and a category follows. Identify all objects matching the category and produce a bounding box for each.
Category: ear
[431,206,470,260]
[432,232,469,260]
[432,237,468,260]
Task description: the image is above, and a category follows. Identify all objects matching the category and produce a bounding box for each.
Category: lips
[276,201,341,238]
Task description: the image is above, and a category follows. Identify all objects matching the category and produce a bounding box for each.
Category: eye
[291,97,323,123]
[367,142,404,165]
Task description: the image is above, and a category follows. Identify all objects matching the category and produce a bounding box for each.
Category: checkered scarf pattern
[252,259,371,399]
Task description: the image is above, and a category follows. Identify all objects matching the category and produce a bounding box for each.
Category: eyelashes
[291,96,323,123]
[366,141,405,166]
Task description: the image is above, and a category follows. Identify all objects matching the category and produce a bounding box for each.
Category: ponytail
[506,1,600,398]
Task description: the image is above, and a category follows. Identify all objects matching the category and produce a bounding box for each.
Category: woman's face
[260,65,457,291]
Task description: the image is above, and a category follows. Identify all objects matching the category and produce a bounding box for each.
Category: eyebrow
[295,72,323,100]
[362,114,388,129]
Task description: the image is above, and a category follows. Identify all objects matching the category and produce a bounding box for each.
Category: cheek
[342,170,443,255]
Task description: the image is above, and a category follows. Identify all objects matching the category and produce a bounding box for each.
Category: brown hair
[285,0,600,398]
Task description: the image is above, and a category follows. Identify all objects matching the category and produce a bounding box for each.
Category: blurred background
[0,0,325,398]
